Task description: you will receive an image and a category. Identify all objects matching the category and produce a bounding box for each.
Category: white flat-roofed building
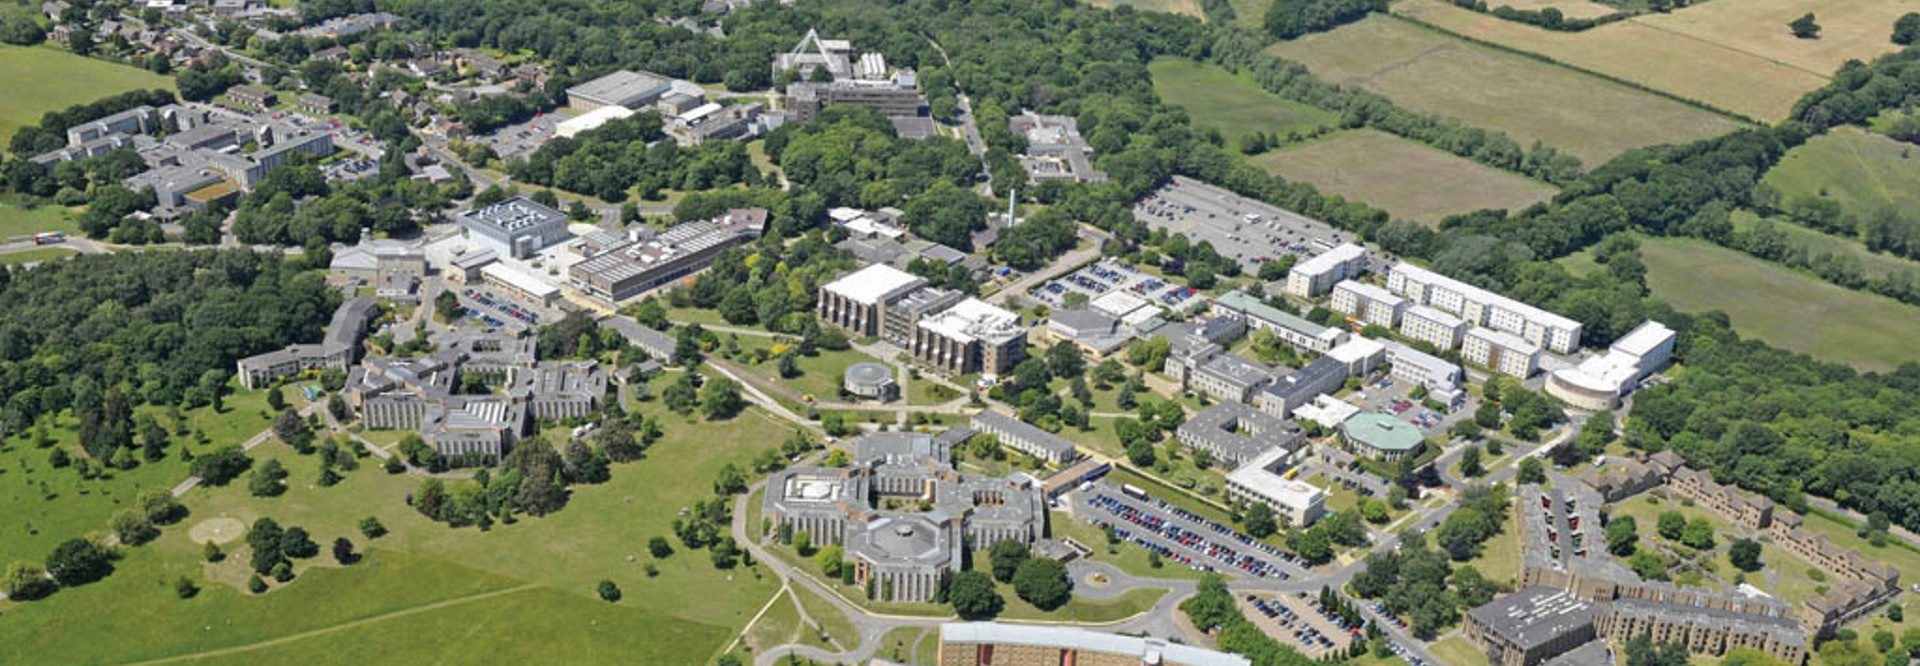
[1387,263,1582,353]
[1464,326,1542,378]
[1089,290,1155,320]
[1382,340,1464,399]
[1402,304,1468,350]
[457,197,571,260]
[1286,243,1367,298]
[555,105,635,138]
[939,623,1252,666]
[1293,394,1360,430]
[1545,320,1675,410]
[818,263,928,338]
[1224,445,1325,528]
[1330,279,1406,328]
[913,297,1026,376]
[1326,336,1385,376]
[481,263,560,308]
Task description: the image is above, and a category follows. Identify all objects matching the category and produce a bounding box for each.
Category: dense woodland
[0,251,338,437]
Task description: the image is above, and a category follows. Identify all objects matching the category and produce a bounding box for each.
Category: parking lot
[1027,259,1201,312]
[477,110,570,160]
[1070,484,1300,581]
[1239,592,1358,659]
[1348,373,1474,438]
[1135,176,1392,275]
[458,286,544,329]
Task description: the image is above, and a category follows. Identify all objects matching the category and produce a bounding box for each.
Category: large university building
[455,197,572,260]
[1545,321,1675,410]
[938,623,1251,666]
[1386,263,1583,354]
[237,297,378,390]
[1285,243,1367,298]
[567,208,767,303]
[762,433,1044,603]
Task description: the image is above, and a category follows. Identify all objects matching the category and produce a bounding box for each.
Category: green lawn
[1148,58,1339,145]
[0,381,280,564]
[3,398,797,665]
[1795,510,1920,590]
[0,45,174,143]
[0,246,78,265]
[875,626,937,665]
[909,380,962,406]
[1729,210,1920,281]
[0,202,80,239]
[1636,237,1920,372]
[791,582,859,650]
[742,588,805,654]
[1457,486,1521,585]
[1432,636,1493,666]
[1763,127,1920,219]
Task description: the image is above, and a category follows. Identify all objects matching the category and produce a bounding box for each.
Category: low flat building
[237,297,377,389]
[1175,401,1305,468]
[227,85,276,110]
[598,316,676,361]
[1382,341,1464,404]
[1224,444,1325,528]
[555,105,635,139]
[567,69,673,111]
[1045,308,1134,357]
[1286,243,1367,299]
[1545,321,1675,410]
[567,208,768,303]
[938,622,1250,666]
[1463,326,1542,378]
[456,197,571,260]
[1009,111,1107,183]
[480,262,560,308]
[1255,357,1348,420]
[1325,336,1385,376]
[969,409,1076,464]
[1211,290,1346,353]
[1339,412,1424,461]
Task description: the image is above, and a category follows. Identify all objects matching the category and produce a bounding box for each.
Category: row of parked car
[1153,498,1305,569]
[1084,493,1289,579]
[462,288,537,325]
[1249,594,1339,652]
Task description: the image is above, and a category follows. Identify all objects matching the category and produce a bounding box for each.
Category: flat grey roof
[1468,588,1598,650]
[567,70,672,106]
[969,410,1076,459]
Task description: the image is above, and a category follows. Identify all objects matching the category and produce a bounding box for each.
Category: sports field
[1391,0,1835,121]
[1762,127,1920,217]
[0,45,173,143]
[1729,210,1920,282]
[1635,237,1920,371]
[1085,0,1205,18]
[1251,129,1558,226]
[1148,58,1340,145]
[0,397,798,665]
[1264,15,1745,165]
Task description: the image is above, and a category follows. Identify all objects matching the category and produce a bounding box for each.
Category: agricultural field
[0,45,174,143]
[0,202,80,239]
[1629,0,1911,80]
[1633,237,1920,371]
[1148,58,1340,145]
[1391,0,1832,121]
[1729,211,1920,281]
[1264,15,1746,165]
[1085,0,1205,18]
[1762,127,1920,217]
[1250,129,1559,226]
[0,398,797,665]
[1228,0,1268,27]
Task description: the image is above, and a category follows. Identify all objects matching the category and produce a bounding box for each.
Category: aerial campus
[6,1,1920,666]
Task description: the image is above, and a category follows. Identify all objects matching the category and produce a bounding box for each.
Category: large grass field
[1149,59,1340,145]
[1632,237,1920,371]
[1250,129,1559,226]
[1729,210,1920,281]
[1391,0,1836,121]
[1,397,798,665]
[0,45,174,143]
[1762,127,1920,218]
[0,202,81,240]
[1264,15,1745,165]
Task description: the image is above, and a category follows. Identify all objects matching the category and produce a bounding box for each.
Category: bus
[1121,484,1149,501]
[33,231,64,245]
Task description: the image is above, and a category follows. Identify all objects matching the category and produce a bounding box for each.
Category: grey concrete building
[968,410,1077,464]
[1255,357,1349,420]
[237,297,377,389]
[567,208,767,303]
[1175,401,1305,468]
[456,197,571,260]
[567,70,674,111]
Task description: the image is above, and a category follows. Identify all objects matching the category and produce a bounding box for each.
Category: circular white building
[843,362,899,401]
